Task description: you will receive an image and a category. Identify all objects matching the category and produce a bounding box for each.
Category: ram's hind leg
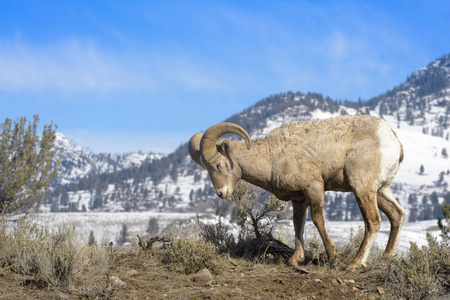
[377,186,405,263]
[346,187,381,270]
[288,199,309,267]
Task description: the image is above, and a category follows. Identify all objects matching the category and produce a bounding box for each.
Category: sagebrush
[384,233,450,299]
[0,216,110,289]
[164,234,227,275]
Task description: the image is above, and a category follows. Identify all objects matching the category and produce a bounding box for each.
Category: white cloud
[0,2,424,103]
[0,38,227,94]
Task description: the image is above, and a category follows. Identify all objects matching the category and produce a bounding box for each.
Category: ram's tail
[391,128,404,163]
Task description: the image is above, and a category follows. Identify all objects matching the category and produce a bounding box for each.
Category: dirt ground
[0,250,394,300]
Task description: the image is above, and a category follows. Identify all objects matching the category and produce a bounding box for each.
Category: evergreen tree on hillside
[88,230,97,246]
[0,115,59,213]
[146,217,159,236]
[442,148,448,159]
[117,223,129,246]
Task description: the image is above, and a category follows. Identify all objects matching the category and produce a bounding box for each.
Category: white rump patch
[377,120,402,187]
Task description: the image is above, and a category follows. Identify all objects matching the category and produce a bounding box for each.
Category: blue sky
[1,1,449,154]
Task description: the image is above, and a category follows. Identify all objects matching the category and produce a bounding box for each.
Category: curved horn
[200,122,251,162]
[188,132,204,167]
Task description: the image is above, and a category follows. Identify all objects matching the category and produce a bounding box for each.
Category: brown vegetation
[1,213,449,299]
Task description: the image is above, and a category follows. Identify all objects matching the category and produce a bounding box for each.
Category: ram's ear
[218,140,231,155]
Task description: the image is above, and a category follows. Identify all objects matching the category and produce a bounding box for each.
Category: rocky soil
[0,251,396,300]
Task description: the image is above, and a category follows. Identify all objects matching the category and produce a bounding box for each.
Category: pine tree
[88,230,97,246]
[0,115,59,213]
[117,223,129,246]
[408,194,418,205]
[146,217,159,236]
[409,206,419,222]
[423,205,434,220]
[431,192,439,205]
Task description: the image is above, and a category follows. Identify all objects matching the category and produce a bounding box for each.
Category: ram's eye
[216,163,221,170]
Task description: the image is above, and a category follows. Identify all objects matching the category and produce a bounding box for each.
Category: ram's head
[189,122,251,200]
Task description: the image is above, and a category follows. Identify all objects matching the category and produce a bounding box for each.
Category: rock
[109,276,126,288]
[229,259,239,267]
[293,266,316,274]
[331,279,339,286]
[204,280,214,287]
[192,268,213,283]
[348,279,355,284]
[314,279,323,283]
[126,269,138,277]
[337,277,345,285]
[377,287,385,295]
[273,279,284,284]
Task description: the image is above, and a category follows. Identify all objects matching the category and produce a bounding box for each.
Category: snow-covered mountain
[52,132,163,185]
[45,53,450,222]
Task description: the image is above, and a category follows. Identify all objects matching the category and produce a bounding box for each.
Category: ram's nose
[215,188,229,199]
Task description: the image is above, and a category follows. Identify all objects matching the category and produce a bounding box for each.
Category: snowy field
[6,212,442,256]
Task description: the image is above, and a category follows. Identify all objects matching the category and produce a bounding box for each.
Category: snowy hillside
[53,132,163,185]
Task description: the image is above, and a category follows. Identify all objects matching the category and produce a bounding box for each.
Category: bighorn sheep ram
[189,115,404,270]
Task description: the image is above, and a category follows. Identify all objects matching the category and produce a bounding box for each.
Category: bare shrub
[227,181,293,262]
[136,234,171,251]
[200,221,236,255]
[232,181,288,239]
[337,227,364,265]
[164,235,227,275]
[332,226,382,267]
[161,219,195,237]
[304,234,326,265]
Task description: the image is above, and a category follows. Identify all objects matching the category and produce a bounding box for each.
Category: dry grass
[1,215,450,299]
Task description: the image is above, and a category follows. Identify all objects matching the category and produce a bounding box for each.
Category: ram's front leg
[306,181,338,267]
[288,198,309,267]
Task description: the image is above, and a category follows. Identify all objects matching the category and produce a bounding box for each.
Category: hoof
[344,262,360,271]
[379,255,392,265]
[287,257,299,267]
[287,253,305,267]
